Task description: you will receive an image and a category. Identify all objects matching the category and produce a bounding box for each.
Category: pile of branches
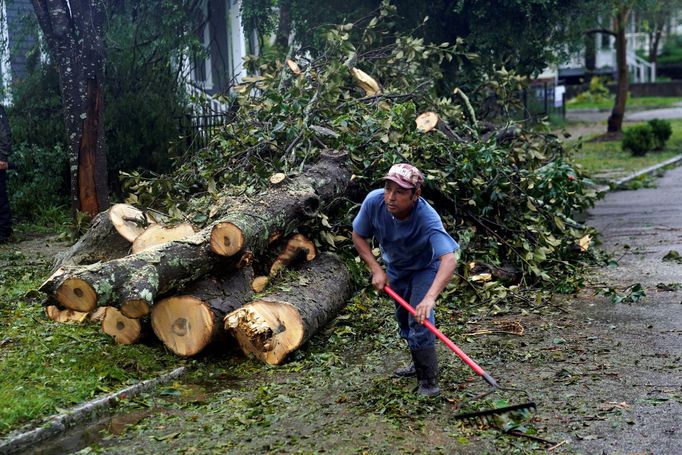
[117,4,598,309]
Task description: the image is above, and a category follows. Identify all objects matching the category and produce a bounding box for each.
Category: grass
[568,119,682,182]
[566,96,682,111]
[0,224,181,435]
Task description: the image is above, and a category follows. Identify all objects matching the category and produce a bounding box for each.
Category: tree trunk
[40,152,351,315]
[607,6,631,134]
[275,0,292,49]
[209,150,350,257]
[52,204,153,271]
[151,267,254,356]
[31,0,109,217]
[649,26,663,66]
[224,254,352,365]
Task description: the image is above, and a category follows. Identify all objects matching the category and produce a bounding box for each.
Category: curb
[593,153,682,193]
[0,366,187,454]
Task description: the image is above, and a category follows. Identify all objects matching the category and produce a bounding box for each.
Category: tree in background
[103,0,205,194]
[31,0,109,217]
[248,0,597,80]
[637,0,682,66]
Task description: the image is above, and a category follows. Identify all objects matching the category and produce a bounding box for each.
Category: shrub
[647,118,672,150]
[7,143,69,221]
[622,124,654,156]
[568,76,611,106]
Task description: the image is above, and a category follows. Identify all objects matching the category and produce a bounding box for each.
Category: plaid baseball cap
[383,163,424,189]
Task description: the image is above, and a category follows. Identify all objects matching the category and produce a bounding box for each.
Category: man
[0,104,12,243]
[352,163,458,396]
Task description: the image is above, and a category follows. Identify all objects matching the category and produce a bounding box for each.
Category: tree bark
[607,6,631,134]
[40,152,351,314]
[151,267,254,356]
[209,150,350,257]
[52,204,153,271]
[275,0,292,49]
[31,0,109,216]
[224,254,352,365]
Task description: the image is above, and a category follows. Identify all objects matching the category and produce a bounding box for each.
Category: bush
[622,124,654,156]
[7,143,69,221]
[647,118,672,151]
[568,76,611,106]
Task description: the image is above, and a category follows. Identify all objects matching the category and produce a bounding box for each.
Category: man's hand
[370,268,387,291]
[415,295,436,324]
[0,161,7,170]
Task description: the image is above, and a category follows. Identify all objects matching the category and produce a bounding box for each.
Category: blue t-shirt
[352,189,459,275]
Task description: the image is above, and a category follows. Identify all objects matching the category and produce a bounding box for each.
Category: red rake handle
[384,285,498,389]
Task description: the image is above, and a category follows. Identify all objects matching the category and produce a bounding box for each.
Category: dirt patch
[0,233,68,271]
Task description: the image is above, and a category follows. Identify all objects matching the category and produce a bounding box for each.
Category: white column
[0,1,13,103]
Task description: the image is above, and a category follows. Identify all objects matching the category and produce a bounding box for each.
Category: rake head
[454,401,537,425]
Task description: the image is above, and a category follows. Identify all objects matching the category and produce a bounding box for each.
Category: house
[184,0,256,107]
[0,0,37,102]
[557,10,682,87]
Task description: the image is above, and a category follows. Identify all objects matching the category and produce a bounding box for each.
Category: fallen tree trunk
[224,253,352,365]
[210,150,350,257]
[52,204,154,271]
[151,267,254,356]
[40,151,351,316]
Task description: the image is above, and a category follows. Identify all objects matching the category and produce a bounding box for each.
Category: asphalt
[565,164,682,453]
[566,102,682,124]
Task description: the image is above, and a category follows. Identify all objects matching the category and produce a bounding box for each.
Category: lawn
[567,119,682,183]
[0,229,182,436]
[566,96,682,111]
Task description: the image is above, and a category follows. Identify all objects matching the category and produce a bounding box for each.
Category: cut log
[210,150,350,257]
[45,305,89,323]
[131,223,196,254]
[252,276,270,293]
[101,307,143,345]
[269,234,316,276]
[151,267,254,356]
[416,112,462,141]
[52,204,154,271]
[350,67,382,96]
[224,254,352,365]
[40,152,351,313]
[286,58,302,75]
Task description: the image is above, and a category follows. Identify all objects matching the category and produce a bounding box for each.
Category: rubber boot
[412,346,440,397]
[393,362,416,378]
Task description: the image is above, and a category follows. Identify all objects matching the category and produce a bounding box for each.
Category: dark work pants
[387,262,440,350]
[0,170,11,239]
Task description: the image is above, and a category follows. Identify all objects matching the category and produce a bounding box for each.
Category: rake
[384,285,537,422]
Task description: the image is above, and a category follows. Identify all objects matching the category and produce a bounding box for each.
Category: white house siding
[0,0,37,102]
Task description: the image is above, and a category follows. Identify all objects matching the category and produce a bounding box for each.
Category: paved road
[563,165,682,453]
[566,103,682,123]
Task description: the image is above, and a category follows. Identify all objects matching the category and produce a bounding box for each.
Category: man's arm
[352,231,387,291]
[414,252,457,323]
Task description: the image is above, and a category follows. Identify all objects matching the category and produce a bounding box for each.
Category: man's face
[383,181,419,220]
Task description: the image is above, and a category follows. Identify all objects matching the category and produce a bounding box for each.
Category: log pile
[40,152,354,362]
